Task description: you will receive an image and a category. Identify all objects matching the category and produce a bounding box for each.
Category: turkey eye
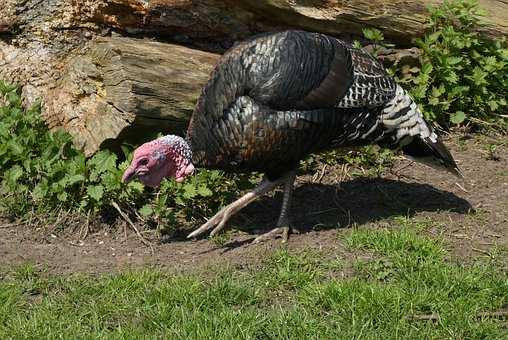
[139,159,148,166]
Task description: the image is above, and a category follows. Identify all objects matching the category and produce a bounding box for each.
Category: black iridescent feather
[186,30,460,180]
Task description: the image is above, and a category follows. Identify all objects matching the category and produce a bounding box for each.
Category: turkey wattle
[122,30,461,243]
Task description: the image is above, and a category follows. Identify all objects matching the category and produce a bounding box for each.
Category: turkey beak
[122,166,137,184]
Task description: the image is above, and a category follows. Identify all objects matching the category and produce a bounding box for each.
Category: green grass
[1,222,506,339]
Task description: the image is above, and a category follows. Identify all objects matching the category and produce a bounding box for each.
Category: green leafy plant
[399,0,506,127]
[360,28,395,56]
[138,169,257,231]
[0,82,253,233]
[0,86,145,215]
[362,1,507,128]
[300,147,395,178]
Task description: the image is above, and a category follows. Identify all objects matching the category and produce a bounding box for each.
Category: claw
[252,226,290,244]
[186,172,297,241]
[187,177,281,239]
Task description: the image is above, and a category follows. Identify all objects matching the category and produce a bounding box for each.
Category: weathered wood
[93,0,508,46]
[45,37,219,156]
[232,0,508,45]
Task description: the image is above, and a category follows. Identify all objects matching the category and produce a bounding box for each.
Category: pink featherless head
[122,135,195,187]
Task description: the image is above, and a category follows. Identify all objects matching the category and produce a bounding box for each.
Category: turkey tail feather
[402,136,463,178]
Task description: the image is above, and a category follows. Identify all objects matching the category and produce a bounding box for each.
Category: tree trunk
[46,37,219,156]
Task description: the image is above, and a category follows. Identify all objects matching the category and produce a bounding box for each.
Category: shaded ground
[0,133,507,274]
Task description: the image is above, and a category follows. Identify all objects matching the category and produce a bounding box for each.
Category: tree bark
[69,0,508,46]
[45,37,219,156]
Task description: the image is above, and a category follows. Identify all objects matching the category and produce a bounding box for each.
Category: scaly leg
[187,175,286,239]
[253,170,297,243]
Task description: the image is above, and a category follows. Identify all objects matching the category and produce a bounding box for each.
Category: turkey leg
[252,170,297,243]
[186,170,296,240]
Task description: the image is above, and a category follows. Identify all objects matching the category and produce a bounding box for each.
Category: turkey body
[187,30,448,181]
[181,30,460,242]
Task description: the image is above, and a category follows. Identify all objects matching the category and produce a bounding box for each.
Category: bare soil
[0,133,506,275]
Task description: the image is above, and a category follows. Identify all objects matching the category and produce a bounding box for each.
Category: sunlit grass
[1,220,506,339]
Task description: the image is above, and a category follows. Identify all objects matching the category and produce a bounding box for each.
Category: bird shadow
[229,177,472,237]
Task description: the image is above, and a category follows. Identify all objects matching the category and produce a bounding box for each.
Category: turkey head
[122,135,195,188]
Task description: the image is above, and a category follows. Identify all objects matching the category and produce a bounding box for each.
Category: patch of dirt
[0,134,506,275]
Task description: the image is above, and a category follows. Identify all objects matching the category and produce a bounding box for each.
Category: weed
[484,143,501,161]
[0,83,253,233]
[408,0,507,127]
[210,230,233,247]
[361,28,394,56]
[363,0,508,128]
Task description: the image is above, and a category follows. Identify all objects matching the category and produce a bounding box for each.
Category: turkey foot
[187,176,282,239]
[187,170,297,240]
[252,170,297,244]
[252,226,290,243]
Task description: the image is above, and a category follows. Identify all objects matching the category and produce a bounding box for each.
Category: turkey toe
[252,226,290,244]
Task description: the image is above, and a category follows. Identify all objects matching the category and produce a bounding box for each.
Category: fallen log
[232,0,507,45]
[2,0,506,48]
[45,37,219,156]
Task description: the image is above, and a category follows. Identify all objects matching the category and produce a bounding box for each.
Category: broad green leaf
[431,85,445,98]
[57,191,68,202]
[6,165,24,183]
[469,67,487,86]
[426,31,441,44]
[362,28,384,42]
[182,183,197,199]
[447,56,463,65]
[421,63,434,75]
[429,97,440,106]
[32,183,47,201]
[128,182,144,193]
[89,151,117,180]
[87,185,104,202]
[139,204,153,217]
[487,100,499,111]
[444,71,458,84]
[197,185,213,197]
[66,174,85,186]
[174,196,184,206]
[450,111,466,124]
[8,141,24,156]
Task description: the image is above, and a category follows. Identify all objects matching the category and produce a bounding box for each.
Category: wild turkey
[122,30,461,242]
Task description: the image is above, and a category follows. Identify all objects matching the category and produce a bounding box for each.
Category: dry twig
[408,313,440,321]
[477,310,508,319]
[410,309,508,322]
[455,182,469,193]
[471,247,492,256]
[111,201,153,252]
[0,221,24,228]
